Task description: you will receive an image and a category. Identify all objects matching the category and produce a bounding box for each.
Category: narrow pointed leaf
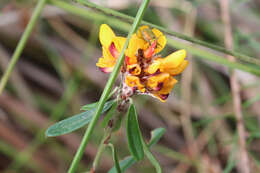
[148,128,166,147]
[108,128,166,173]
[126,103,144,160]
[142,139,162,173]
[46,100,115,137]
[108,156,135,173]
[109,144,121,173]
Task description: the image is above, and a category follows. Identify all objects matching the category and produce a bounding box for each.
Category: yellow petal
[113,36,126,53]
[127,64,141,75]
[160,49,186,73]
[147,73,170,90]
[96,46,116,68]
[152,28,166,53]
[99,24,116,47]
[126,34,145,58]
[158,77,177,94]
[167,60,189,76]
[125,75,145,92]
[102,46,115,62]
[96,56,115,68]
[146,60,161,74]
[137,25,150,38]
[125,56,138,65]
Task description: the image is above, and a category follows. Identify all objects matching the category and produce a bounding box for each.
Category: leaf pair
[109,127,165,173]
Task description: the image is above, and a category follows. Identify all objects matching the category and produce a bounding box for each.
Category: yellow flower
[146,49,188,76]
[96,24,188,102]
[96,24,126,73]
[125,75,145,93]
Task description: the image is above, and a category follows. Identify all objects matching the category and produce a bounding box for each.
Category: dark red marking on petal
[109,42,118,58]
[128,67,137,74]
[99,67,112,73]
[155,82,163,91]
[125,56,131,65]
[144,41,156,58]
[160,94,169,100]
[151,69,161,76]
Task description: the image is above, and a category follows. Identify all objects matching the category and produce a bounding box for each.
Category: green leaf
[112,113,123,132]
[126,103,144,161]
[148,128,166,147]
[101,102,117,128]
[142,139,162,173]
[108,156,135,173]
[109,144,121,173]
[108,128,165,173]
[80,102,100,111]
[45,100,115,137]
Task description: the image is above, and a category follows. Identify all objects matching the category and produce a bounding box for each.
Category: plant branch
[0,0,48,95]
[67,0,150,172]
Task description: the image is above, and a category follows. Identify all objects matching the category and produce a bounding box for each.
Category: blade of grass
[67,0,150,172]
[0,0,48,95]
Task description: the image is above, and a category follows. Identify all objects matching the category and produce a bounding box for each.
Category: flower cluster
[96,24,188,102]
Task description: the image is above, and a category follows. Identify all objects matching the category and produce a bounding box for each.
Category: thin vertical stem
[219,0,250,173]
[67,0,150,172]
[0,0,47,95]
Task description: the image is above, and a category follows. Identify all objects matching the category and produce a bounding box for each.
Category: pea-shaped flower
[96,24,188,102]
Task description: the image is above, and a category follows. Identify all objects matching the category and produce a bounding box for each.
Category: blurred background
[0,0,260,172]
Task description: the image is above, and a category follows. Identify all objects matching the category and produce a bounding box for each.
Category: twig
[219,0,250,173]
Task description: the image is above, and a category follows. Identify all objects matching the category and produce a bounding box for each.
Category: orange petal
[127,64,141,75]
[147,73,170,91]
[158,77,178,94]
[125,75,145,92]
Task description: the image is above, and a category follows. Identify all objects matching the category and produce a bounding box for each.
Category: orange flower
[96,24,188,102]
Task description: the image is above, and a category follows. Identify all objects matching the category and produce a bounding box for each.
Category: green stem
[67,0,150,172]
[0,0,47,95]
[92,130,111,171]
[74,0,260,66]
